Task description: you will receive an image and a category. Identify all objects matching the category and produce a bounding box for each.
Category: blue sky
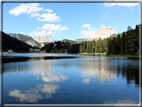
[3,2,140,41]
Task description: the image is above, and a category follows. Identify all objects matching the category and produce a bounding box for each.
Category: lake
[2,53,140,105]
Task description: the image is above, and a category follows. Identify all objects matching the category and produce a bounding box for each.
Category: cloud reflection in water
[9,84,59,103]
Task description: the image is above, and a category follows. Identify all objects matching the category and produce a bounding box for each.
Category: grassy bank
[34,53,46,54]
[79,53,139,57]
[106,54,139,57]
[79,53,106,55]
[1,53,7,54]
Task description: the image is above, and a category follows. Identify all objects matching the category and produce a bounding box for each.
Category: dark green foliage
[127,26,132,31]
[40,41,72,53]
[40,25,139,55]
[2,32,32,52]
[107,25,139,55]
[120,32,126,54]
[126,30,138,55]
[9,33,41,47]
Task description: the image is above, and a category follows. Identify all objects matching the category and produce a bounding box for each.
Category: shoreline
[78,53,139,57]
[79,53,106,55]
[106,54,139,57]
[1,52,139,57]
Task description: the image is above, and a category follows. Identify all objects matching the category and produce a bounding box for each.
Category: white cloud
[36,18,44,21]
[82,30,96,36]
[37,27,40,30]
[115,25,117,29]
[30,13,40,17]
[29,30,46,37]
[29,24,69,37]
[104,3,139,7]
[30,13,60,22]
[82,24,98,37]
[82,24,90,28]
[32,13,60,22]
[44,8,53,13]
[20,32,24,34]
[82,24,96,30]
[103,11,109,17]
[46,31,53,35]
[39,13,60,22]
[9,3,43,16]
[42,24,69,31]
[60,26,69,31]
[9,3,60,22]
[42,24,61,30]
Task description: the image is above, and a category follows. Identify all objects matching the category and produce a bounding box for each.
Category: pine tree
[116,34,121,54]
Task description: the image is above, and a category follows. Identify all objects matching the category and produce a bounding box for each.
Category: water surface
[2,53,139,104]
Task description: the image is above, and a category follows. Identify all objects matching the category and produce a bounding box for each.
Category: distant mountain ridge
[61,39,77,44]
[75,25,116,43]
[2,32,32,52]
[75,38,96,43]
[6,33,41,47]
[5,25,116,47]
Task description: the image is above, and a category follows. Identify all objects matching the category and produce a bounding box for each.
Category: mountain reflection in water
[2,54,139,104]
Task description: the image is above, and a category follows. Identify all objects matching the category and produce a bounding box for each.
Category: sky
[3,2,140,41]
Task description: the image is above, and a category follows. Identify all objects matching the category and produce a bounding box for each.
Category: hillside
[2,32,32,52]
[61,39,77,44]
[6,33,41,47]
[75,38,95,43]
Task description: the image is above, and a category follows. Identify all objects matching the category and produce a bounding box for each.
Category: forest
[41,24,139,55]
[2,32,33,52]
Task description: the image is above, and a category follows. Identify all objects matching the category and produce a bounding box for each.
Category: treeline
[41,24,139,55]
[40,41,79,53]
[2,32,33,52]
[107,25,139,55]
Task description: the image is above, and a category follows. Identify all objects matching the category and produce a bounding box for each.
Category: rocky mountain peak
[33,35,54,43]
[108,25,113,29]
[89,25,116,39]
[100,25,107,29]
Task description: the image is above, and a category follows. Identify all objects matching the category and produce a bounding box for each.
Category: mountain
[2,32,32,52]
[33,35,54,43]
[6,33,41,47]
[61,39,77,44]
[75,25,116,43]
[75,38,96,43]
[110,34,117,38]
[40,42,50,47]
[89,25,116,39]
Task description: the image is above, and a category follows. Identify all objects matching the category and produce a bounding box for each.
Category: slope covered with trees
[41,24,139,55]
[6,33,42,47]
[2,32,33,52]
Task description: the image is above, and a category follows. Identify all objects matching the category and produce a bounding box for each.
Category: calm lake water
[2,53,140,104]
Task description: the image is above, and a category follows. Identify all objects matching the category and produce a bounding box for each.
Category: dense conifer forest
[2,32,33,52]
[41,25,139,55]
